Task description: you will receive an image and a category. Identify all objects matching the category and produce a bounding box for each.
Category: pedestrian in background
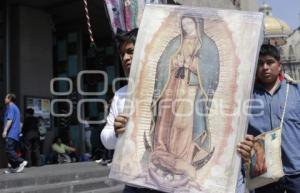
[52,137,77,163]
[22,108,40,167]
[2,93,27,173]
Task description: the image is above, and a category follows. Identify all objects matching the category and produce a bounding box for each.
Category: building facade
[0,0,7,168]
[0,0,121,168]
[281,28,300,81]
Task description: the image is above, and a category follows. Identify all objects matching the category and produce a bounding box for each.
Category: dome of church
[264,15,292,37]
[259,2,292,45]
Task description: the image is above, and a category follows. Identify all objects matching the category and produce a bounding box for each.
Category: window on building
[289,45,296,62]
[295,42,300,62]
[278,47,286,62]
[53,31,81,131]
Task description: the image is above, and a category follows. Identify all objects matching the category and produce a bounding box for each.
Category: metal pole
[5,1,10,93]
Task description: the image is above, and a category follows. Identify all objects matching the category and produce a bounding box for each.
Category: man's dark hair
[115,28,138,51]
[53,137,61,144]
[26,108,34,115]
[6,93,16,103]
[259,44,280,61]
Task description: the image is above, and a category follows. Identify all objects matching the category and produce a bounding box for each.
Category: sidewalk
[0,162,124,193]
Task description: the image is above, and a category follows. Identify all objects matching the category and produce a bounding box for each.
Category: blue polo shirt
[4,103,21,141]
[248,79,300,175]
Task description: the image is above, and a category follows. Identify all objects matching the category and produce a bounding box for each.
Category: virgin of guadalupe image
[145,14,220,188]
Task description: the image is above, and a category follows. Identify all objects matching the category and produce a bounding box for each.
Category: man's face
[256,55,281,85]
[120,42,134,76]
[4,95,10,104]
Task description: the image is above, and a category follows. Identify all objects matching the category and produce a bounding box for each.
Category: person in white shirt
[100,29,164,193]
[100,85,128,150]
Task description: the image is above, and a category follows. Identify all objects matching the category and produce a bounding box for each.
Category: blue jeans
[123,185,164,193]
[255,174,300,193]
[5,138,24,169]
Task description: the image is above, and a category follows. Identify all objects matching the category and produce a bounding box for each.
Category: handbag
[245,83,289,190]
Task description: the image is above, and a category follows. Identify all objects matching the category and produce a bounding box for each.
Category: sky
[257,0,300,30]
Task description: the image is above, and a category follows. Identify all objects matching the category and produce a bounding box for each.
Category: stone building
[281,28,300,81]
[258,2,300,81]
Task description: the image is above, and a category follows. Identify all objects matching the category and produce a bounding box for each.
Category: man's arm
[63,144,76,152]
[2,120,12,138]
[2,106,14,139]
[21,119,29,134]
[101,94,119,150]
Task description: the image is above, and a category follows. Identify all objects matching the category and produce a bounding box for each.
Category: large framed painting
[110,5,263,193]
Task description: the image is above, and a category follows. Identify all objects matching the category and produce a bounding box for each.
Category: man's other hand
[114,114,129,136]
[237,135,254,162]
[2,131,7,139]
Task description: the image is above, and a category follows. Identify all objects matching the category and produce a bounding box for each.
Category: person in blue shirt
[2,93,27,173]
[238,44,300,193]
